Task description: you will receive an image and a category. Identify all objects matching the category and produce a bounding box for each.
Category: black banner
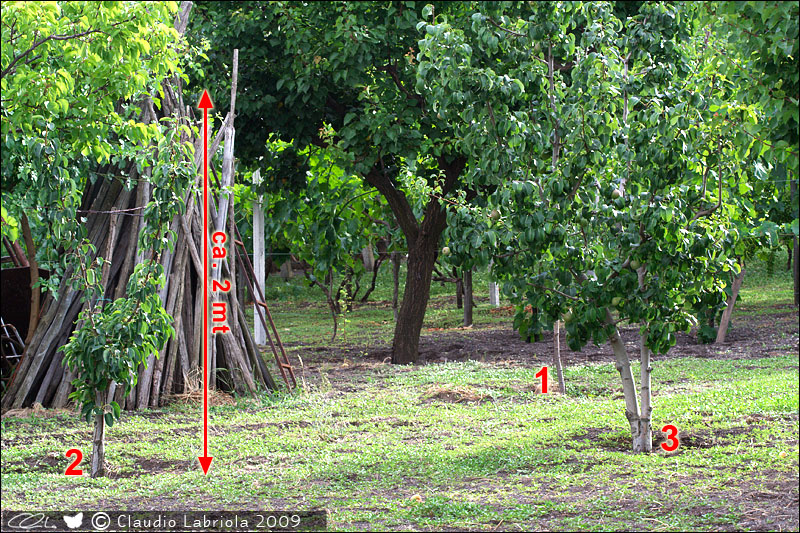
[0,510,328,532]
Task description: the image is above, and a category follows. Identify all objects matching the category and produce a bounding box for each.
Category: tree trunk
[462,268,473,327]
[361,244,375,272]
[715,261,745,343]
[280,260,293,280]
[20,213,40,347]
[364,155,465,364]
[552,320,566,393]
[391,251,400,322]
[91,389,107,478]
[605,309,647,452]
[455,272,463,310]
[639,332,653,453]
[359,253,385,302]
[392,239,439,364]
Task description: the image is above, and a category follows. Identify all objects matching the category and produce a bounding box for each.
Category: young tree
[480,2,759,452]
[2,2,275,417]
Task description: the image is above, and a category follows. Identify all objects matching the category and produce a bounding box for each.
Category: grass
[1,254,798,531]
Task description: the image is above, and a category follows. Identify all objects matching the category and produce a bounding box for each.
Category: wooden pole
[252,168,267,345]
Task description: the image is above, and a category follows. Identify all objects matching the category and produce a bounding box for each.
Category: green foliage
[1,2,196,425]
[60,263,174,426]
[1,1,190,290]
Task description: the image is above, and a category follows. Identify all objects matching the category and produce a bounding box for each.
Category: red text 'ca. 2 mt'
[211,231,231,334]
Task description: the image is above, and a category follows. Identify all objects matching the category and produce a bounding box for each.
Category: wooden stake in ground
[552,320,566,393]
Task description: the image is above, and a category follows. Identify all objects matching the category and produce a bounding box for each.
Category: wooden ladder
[231,228,296,390]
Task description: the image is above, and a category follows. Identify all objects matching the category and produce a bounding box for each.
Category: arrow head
[198,456,214,475]
[197,89,214,110]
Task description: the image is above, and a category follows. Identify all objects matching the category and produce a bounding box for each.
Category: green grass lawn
[1,253,798,531]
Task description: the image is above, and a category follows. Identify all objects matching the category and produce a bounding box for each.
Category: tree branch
[2,17,135,79]
[365,162,420,244]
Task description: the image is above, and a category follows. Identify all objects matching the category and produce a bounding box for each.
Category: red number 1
[65,448,83,476]
[535,366,548,394]
[661,424,680,452]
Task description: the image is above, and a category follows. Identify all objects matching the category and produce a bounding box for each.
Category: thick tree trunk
[392,235,440,364]
[364,155,465,364]
[715,261,745,344]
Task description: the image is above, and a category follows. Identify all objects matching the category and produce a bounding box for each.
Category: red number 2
[65,449,83,476]
[535,366,548,394]
[661,424,680,452]
[212,279,230,292]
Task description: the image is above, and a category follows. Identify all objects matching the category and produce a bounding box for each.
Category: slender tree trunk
[91,388,107,478]
[636,266,653,452]
[552,320,566,393]
[455,272,463,310]
[605,309,646,452]
[639,333,653,453]
[391,251,400,322]
[462,268,473,327]
[359,253,385,302]
[715,260,745,343]
[20,213,40,347]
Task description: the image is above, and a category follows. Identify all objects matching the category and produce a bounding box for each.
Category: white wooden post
[488,261,500,307]
[252,169,267,345]
[489,281,500,306]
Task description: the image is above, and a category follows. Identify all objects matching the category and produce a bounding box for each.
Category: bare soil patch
[292,304,798,376]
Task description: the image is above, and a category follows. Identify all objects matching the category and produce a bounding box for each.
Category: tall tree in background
[189,1,539,363]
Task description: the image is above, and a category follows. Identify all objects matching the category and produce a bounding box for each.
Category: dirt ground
[283,302,799,531]
[293,301,799,372]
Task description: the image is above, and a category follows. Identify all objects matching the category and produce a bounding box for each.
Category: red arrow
[197,89,214,475]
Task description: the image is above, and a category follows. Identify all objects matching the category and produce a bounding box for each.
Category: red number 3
[65,449,83,476]
[660,424,680,452]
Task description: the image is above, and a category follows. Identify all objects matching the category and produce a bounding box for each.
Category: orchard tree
[466,1,756,452]
[1,1,206,474]
[701,1,799,306]
[262,143,397,339]
[190,1,538,363]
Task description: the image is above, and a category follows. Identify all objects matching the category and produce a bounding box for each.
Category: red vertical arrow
[197,89,214,475]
